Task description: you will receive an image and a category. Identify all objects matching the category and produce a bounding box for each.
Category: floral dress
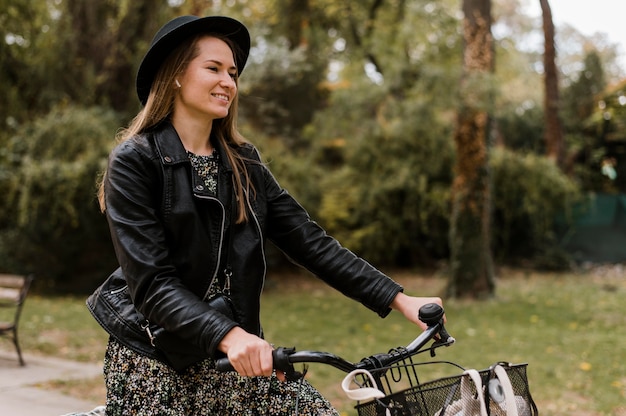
[101,150,339,415]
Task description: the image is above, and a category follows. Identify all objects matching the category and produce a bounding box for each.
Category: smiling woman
[172,36,239,154]
[85,13,444,416]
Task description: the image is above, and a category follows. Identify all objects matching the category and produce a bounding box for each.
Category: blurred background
[2,2,625,414]
[1,0,625,294]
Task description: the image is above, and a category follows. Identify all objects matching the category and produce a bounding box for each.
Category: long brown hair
[97,33,253,223]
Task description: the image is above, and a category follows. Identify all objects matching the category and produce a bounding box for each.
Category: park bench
[0,273,34,366]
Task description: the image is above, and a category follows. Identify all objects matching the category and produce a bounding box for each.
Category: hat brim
[136,15,250,105]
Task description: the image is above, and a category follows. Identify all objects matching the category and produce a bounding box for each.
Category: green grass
[2,267,625,415]
[0,295,108,362]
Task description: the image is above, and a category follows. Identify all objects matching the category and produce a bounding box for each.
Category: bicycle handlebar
[215,303,454,378]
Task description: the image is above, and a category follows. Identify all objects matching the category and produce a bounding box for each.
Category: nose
[220,73,237,89]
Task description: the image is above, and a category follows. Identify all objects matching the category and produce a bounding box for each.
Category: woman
[87,15,444,415]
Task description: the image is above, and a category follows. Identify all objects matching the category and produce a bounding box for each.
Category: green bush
[491,147,581,268]
[0,105,120,292]
[310,92,456,266]
[306,123,580,270]
[0,104,583,292]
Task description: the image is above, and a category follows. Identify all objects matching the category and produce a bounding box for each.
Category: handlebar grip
[215,356,234,372]
[215,347,300,377]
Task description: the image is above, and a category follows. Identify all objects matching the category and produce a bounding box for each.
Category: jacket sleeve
[259,161,403,317]
[104,139,237,357]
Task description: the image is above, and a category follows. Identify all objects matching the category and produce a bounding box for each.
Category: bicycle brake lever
[429,325,455,357]
[438,325,455,345]
[273,347,306,381]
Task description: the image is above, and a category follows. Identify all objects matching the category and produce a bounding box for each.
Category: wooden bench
[0,274,34,365]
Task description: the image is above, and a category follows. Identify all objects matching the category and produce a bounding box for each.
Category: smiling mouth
[212,93,229,102]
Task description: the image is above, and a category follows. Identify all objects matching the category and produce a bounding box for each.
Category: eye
[229,72,238,80]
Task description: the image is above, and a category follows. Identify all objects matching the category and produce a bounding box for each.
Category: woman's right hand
[217,327,274,377]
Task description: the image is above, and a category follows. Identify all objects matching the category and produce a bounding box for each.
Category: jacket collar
[152,121,233,173]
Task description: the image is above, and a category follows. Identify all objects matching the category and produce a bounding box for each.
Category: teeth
[213,94,229,101]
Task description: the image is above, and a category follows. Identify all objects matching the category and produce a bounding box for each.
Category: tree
[237,0,331,144]
[448,0,496,298]
[59,0,164,114]
[298,0,462,265]
[540,0,563,167]
[562,51,606,132]
[0,0,55,127]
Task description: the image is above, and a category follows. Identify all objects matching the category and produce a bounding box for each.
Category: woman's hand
[390,292,444,331]
[218,327,274,377]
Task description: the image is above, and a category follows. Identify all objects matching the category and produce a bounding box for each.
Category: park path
[0,349,103,416]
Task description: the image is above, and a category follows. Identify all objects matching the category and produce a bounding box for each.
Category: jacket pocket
[86,276,160,359]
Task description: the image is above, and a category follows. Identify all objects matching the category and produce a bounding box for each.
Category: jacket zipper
[110,285,128,295]
[244,189,268,293]
[195,194,226,301]
[141,320,156,346]
[107,285,155,345]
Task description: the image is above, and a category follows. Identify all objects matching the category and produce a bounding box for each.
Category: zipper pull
[223,267,232,296]
[141,320,156,347]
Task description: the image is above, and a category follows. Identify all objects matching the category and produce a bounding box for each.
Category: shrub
[0,105,120,292]
[312,94,456,266]
[491,147,581,269]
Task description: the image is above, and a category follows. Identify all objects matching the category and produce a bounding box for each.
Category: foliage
[0,105,120,292]
[1,0,188,127]
[562,51,607,133]
[575,77,626,194]
[496,105,545,153]
[312,92,456,266]
[1,0,625,292]
[0,0,58,125]
[560,51,607,190]
[240,39,330,143]
[490,147,581,268]
[492,17,546,154]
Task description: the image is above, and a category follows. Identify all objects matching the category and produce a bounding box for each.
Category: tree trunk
[448,0,495,299]
[540,0,564,166]
[100,1,160,112]
[64,0,159,113]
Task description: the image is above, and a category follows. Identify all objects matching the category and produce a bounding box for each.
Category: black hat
[136,15,250,105]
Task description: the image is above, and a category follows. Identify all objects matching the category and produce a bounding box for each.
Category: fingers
[220,328,274,377]
[229,342,273,377]
[391,293,446,329]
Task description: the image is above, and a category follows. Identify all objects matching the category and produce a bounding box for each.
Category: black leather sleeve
[261,163,403,317]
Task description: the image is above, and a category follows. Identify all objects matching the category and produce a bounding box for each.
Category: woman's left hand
[390,292,444,331]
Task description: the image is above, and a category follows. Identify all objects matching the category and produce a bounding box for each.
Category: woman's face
[174,36,238,122]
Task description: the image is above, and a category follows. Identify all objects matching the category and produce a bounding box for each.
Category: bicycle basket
[354,362,538,416]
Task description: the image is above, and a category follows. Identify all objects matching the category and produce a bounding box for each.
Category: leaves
[0,105,119,288]
[0,0,616,288]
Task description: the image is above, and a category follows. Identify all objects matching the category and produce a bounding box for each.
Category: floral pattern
[188,150,219,195]
[103,338,339,415]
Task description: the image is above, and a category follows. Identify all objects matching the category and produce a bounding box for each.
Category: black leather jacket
[87,122,403,362]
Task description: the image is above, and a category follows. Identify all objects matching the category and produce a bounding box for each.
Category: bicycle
[67,304,537,416]
[216,303,538,416]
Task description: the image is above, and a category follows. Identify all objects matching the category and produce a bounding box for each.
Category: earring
[175,79,181,88]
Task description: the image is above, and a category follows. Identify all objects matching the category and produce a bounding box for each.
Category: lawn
[1,266,624,415]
